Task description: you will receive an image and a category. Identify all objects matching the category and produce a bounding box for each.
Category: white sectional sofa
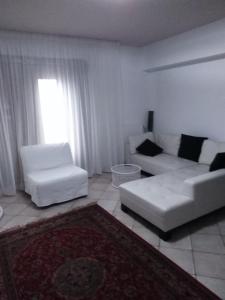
[120,132,225,239]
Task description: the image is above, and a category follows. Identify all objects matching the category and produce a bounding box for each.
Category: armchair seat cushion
[26,165,88,207]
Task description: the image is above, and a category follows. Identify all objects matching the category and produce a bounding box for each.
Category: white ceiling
[0,0,225,46]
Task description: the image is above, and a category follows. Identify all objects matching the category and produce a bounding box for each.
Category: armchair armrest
[184,169,225,201]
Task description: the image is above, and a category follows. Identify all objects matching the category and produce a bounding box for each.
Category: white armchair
[20,143,88,207]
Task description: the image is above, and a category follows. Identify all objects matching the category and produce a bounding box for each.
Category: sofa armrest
[184,169,225,200]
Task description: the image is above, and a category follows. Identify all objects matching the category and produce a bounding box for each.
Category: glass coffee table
[111,164,141,188]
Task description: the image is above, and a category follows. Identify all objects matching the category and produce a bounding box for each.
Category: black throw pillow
[178,134,207,162]
[136,139,163,156]
[210,153,225,172]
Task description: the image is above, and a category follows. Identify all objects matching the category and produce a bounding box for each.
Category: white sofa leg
[158,230,172,241]
[121,203,129,213]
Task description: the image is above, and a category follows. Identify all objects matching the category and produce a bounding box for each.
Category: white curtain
[0,31,124,196]
[0,68,16,195]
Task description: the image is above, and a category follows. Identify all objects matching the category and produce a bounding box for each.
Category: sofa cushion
[137,164,208,195]
[128,132,155,154]
[210,153,225,172]
[131,153,197,175]
[199,140,225,165]
[199,140,218,165]
[136,139,163,156]
[155,133,180,156]
[178,134,207,162]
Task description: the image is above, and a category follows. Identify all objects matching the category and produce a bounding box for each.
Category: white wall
[154,60,225,141]
[141,18,225,141]
[120,46,156,139]
[141,18,225,70]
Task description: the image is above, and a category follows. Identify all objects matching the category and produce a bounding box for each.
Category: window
[38,79,68,144]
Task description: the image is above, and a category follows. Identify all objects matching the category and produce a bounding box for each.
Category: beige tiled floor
[0,173,225,299]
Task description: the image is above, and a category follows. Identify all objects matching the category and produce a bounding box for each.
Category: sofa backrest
[199,140,225,165]
[155,133,181,156]
[128,131,225,165]
[20,143,73,174]
[128,132,154,154]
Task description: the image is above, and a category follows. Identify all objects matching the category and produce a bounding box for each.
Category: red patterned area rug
[0,204,219,300]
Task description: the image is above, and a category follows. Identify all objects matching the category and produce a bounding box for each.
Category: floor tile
[197,276,225,299]
[160,228,192,250]
[97,199,117,212]
[89,182,109,191]
[40,201,73,218]
[132,225,159,246]
[0,193,30,205]
[222,235,225,245]
[20,205,43,217]
[70,197,96,209]
[191,234,225,254]
[88,189,105,200]
[3,216,38,230]
[93,175,111,184]
[105,184,118,192]
[189,216,220,235]
[3,203,28,216]
[160,247,195,275]
[0,214,13,230]
[100,190,120,202]
[194,252,225,279]
[114,210,134,228]
[132,219,144,228]
[0,196,17,205]
[132,218,150,229]
[113,201,121,213]
[0,202,11,209]
[218,219,225,235]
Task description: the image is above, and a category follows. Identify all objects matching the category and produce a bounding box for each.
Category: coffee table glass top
[111,164,141,174]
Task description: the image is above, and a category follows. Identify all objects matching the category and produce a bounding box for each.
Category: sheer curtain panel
[0,31,124,196]
[0,69,16,195]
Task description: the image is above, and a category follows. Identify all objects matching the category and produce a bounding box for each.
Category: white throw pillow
[128,132,155,154]
[199,140,219,165]
[155,133,180,156]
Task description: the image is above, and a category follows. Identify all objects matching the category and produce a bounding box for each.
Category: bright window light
[38,79,68,144]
